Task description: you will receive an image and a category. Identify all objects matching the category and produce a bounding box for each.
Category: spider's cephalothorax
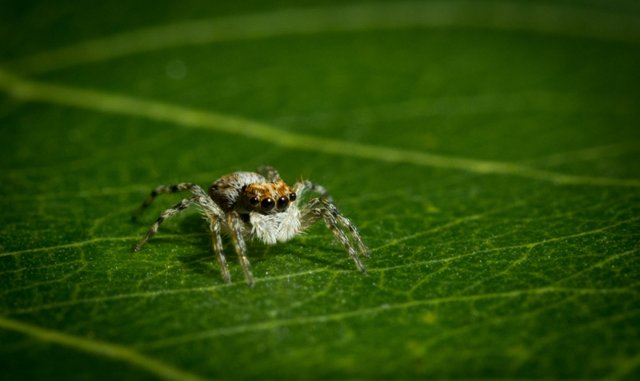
[132,166,369,286]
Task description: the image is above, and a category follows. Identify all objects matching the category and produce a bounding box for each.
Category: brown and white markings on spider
[132,166,370,286]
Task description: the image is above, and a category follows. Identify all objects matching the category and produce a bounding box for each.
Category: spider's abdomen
[208,171,265,211]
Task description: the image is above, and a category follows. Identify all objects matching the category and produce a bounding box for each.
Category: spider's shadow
[152,215,350,277]
[131,214,214,276]
[290,243,356,270]
[171,215,276,277]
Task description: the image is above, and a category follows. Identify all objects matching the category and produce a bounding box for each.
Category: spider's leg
[133,182,196,219]
[227,212,255,287]
[295,180,367,256]
[256,165,281,182]
[303,198,367,272]
[293,180,333,202]
[321,199,370,258]
[209,217,231,283]
[133,183,234,284]
[188,193,233,284]
[133,197,192,252]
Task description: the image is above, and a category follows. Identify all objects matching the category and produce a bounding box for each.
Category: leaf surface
[1,1,639,380]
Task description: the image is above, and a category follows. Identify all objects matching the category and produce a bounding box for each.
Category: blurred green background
[1,1,639,380]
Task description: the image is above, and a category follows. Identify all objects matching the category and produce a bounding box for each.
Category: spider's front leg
[227,212,255,287]
[302,196,370,272]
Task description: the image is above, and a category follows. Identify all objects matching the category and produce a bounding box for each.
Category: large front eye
[261,198,275,211]
[249,197,259,206]
[277,196,289,210]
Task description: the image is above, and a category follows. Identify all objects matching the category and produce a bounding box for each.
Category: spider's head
[239,180,297,214]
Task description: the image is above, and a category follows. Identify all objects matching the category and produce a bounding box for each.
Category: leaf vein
[1,68,637,187]
[8,1,640,74]
[0,315,208,381]
[142,287,636,349]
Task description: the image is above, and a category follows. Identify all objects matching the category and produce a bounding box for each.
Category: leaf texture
[1,1,639,380]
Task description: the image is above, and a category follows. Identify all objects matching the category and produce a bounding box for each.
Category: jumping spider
[133,166,369,286]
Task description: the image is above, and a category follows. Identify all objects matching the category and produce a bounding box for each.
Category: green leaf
[1,1,639,380]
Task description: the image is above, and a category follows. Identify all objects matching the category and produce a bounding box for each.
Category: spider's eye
[289,192,297,201]
[261,198,275,210]
[277,196,289,210]
[249,197,259,206]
